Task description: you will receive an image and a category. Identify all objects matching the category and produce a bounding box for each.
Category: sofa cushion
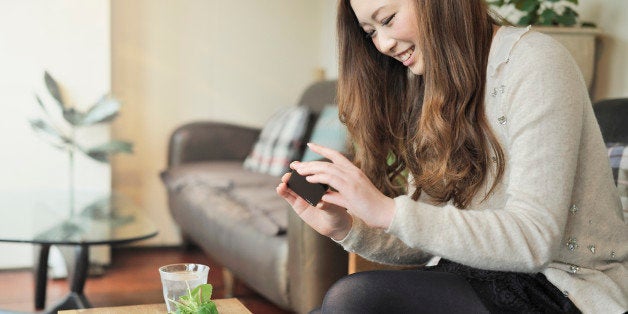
[243,106,310,176]
[607,143,627,216]
[162,162,289,235]
[301,105,348,162]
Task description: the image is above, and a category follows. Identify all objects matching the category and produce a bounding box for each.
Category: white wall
[320,0,340,79]
[0,1,111,268]
[579,0,628,100]
[111,0,328,245]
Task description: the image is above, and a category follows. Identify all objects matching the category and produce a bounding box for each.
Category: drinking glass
[159,263,210,312]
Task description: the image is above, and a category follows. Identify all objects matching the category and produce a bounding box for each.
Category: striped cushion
[244,106,310,176]
[607,143,627,217]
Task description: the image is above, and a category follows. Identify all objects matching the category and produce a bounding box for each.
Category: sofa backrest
[297,80,337,113]
[593,98,628,144]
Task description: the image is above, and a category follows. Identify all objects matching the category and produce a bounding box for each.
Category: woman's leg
[319,270,489,314]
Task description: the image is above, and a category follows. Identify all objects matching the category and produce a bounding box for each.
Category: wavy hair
[337,0,505,208]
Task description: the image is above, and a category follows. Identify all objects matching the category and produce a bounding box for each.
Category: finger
[320,191,350,209]
[280,171,292,183]
[307,143,353,167]
[276,183,297,204]
[293,160,342,176]
[305,171,348,194]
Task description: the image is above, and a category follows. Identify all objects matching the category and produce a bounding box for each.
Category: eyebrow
[358,5,386,27]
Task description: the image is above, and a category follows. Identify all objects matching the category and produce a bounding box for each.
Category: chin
[409,65,424,76]
[407,60,425,75]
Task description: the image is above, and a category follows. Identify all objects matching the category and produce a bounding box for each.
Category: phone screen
[286,169,329,206]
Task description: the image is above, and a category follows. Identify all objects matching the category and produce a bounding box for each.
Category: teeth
[400,48,414,62]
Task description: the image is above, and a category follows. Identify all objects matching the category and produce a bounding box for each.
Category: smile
[396,46,414,65]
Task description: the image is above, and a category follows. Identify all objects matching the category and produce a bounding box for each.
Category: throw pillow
[301,105,349,162]
[243,106,310,176]
[607,143,627,218]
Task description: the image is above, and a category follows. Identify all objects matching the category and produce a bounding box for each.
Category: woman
[276,0,627,313]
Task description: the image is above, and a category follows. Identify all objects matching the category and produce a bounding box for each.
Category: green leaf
[63,108,86,126]
[516,0,538,12]
[29,119,71,149]
[82,95,121,125]
[84,140,133,162]
[44,71,65,108]
[486,0,505,6]
[557,7,578,26]
[566,0,578,4]
[191,284,213,303]
[539,9,557,25]
[517,14,532,26]
[197,302,218,314]
[34,95,48,113]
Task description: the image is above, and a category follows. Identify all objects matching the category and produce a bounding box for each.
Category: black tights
[314,270,489,314]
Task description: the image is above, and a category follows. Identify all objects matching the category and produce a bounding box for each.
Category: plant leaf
[197,302,218,314]
[44,71,65,108]
[539,9,557,25]
[84,140,133,162]
[556,7,578,26]
[191,284,213,303]
[517,13,533,26]
[63,108,86,126]
[486,0,505,6]
[82,95,121,125]
[516,0,538,12]
[29,119,71,149]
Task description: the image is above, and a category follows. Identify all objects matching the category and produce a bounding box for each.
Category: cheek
[409,49,425,75]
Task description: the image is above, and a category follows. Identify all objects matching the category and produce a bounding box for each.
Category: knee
[321,271,387,313]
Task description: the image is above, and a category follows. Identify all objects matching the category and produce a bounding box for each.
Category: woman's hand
[291,143,396,229]
[276,171,353,241]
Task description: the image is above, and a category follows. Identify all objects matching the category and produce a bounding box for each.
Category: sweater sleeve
[385,32,588,273]
[335,214,433,266]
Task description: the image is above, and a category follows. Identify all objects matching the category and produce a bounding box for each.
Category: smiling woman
[276,0,627,313]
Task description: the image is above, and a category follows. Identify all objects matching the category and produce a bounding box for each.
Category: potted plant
[487,0,600,92]
[487,0,580,26]
[30,71,133,216]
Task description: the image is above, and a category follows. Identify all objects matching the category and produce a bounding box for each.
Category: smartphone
[287,169,329,206]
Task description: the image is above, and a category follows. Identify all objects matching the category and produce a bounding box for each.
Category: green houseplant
[487,0,579,26]
[29,71,133,215]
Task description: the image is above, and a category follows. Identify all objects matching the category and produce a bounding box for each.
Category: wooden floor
[0,246,291,314]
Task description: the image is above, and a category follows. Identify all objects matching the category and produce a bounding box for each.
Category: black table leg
[34,244,50,310]
[46,244,92,313]
[69,244,89,295]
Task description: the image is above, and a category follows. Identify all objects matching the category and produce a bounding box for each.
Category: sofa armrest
[288,210,348,313]
[167,121,260,167]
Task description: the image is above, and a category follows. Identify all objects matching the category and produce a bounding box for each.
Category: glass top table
[0,191,158,313]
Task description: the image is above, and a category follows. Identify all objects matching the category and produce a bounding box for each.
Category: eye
[365,29,376,38]
[381,14,395,26]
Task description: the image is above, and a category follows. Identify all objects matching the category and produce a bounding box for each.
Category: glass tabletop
[0,191,158,245]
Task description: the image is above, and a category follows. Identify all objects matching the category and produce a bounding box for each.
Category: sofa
[160,80,348,313]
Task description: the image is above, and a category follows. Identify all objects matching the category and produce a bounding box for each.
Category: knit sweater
[337,26,627,314]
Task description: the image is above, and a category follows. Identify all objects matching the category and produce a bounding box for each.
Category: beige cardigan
[337,27,627,313]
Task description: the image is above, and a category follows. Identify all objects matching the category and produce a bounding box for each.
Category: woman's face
[350,0,424,75]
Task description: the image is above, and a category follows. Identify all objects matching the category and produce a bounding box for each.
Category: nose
[375,30,396,54]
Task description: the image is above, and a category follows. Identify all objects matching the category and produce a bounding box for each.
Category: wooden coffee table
[58,298,251,314]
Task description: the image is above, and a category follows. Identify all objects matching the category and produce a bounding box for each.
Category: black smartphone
[287,169,329,206]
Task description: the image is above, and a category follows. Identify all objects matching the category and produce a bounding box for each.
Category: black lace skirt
[426,259,581,313]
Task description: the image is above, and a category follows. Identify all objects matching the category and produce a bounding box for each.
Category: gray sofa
[160,80,348,313]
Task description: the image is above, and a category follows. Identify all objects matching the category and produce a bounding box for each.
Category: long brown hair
[337,0,505,208]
